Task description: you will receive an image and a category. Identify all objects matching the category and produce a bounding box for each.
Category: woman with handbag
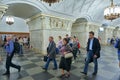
[59,38,73,78]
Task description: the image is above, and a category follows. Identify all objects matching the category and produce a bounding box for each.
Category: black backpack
[14,42,20,53]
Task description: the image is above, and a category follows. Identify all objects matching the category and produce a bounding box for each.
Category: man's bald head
[6,35,13,41]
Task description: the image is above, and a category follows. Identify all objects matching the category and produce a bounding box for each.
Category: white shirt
[89,38,94,50]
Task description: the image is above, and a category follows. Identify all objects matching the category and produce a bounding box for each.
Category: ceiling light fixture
[6,16,14,25]
[104,0,120,21]
[40,0,63,6]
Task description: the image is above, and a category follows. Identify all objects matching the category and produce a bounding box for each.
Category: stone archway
[2,0,74,54]
[71,18,88,48]
[71,18,100,48]
[0,1,44,53]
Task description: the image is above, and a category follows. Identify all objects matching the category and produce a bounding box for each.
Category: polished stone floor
[0,46,120,80]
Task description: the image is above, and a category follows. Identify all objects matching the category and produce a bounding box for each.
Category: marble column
[27,14,73,54]
[113,27,120,38]
[99,27,115,45]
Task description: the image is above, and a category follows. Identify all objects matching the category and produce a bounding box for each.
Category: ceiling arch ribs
[1,0,48,13]
[79,0,87,14]
[86,0,96,13]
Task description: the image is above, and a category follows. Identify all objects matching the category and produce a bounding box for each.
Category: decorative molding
[0,3,8,19]
[0,32,29,34]
[26,13,75,22]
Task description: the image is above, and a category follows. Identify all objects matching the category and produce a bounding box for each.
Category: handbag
[43,56,48,62]
[64,52,73,59]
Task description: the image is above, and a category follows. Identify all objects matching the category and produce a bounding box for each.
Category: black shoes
[59,74,70,78]
[18,66,21,72]
[81,72,97,75]
[92,72,97,75]
[42,68,47,71]
[2,72,10,75]
[81,72,87,75]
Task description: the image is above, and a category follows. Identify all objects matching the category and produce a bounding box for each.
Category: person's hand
[94,55,97,58]
[64,52,67,55]
[47,54,49,57]
[5,42,8,46]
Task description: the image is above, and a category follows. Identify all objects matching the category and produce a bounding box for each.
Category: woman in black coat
[59,38,72,78]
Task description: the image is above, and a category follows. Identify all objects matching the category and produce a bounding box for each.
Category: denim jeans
[84,51,98,73]
[73,49,78,60]
[44,58,58,69]
[19,45,23,55]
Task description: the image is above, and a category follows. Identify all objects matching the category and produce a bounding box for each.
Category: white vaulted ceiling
[1,0,120,26]
[42,0,120,26]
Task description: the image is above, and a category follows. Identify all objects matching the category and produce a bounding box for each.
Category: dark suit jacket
[47,41,56,59]
[87,37,101,58]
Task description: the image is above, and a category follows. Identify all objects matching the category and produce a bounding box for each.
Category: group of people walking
[3,31,120,79]
[42,31,101,78]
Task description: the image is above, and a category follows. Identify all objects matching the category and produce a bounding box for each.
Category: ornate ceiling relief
[48,16,73,30]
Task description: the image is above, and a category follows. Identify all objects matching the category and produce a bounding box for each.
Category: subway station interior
[0,0,120,80]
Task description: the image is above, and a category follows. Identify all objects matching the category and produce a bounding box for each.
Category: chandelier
[41,0,63,6]
[104,0,120,21]
[6,16,14,25]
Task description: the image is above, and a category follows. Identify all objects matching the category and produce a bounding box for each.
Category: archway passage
[5,3,41,19]
[71,18,88,48]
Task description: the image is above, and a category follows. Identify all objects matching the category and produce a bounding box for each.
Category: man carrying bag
[81,31,101,75]
[42,36,58,71]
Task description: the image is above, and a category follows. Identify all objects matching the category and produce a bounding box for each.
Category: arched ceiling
[41,0,120,26]
[1,0,120,26]
[5,3,41,19]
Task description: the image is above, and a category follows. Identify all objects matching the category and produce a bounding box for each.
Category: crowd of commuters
[42,31,102,78]
[1,31,120,79]
[42,34,80,78]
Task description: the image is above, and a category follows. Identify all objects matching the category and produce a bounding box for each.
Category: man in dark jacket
[43,36,58,70]
[81,31,101,75]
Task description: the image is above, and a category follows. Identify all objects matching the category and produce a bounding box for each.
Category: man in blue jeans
[81,31,101,75]
[43,36,58,71]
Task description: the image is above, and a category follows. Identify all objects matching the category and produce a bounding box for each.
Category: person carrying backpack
[3,35,21,75]
[76,38,81,55]
[18,37,24,56]
[72,36,78,63]
[114,39,120,68]
[14,39,20,54]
